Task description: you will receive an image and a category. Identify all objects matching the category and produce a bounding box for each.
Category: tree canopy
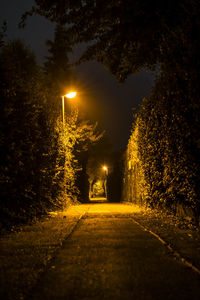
[0,21,7,48]
[20,0,200,81]
[44,24,73,86]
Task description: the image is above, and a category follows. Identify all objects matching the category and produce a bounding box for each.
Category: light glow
[103,166,108,175]
[65,203,143,215]
[65,91,77,98]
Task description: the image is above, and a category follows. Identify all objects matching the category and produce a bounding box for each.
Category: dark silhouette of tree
[0,40,49,224]
[0,21,7,48]
[44,24,73,90]
[43,24,74,125]
[20,1,200,80]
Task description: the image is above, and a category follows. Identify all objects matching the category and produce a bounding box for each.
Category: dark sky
[0,0,154,150]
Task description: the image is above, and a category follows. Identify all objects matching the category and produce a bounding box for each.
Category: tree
[53,110,103,203]
[43,23,104,204]
[20,1,200,81]
[0,21,7,48]
[44,24,73,89]
[0,40,50,223]
[42,23,76,206]
[43,24,74,125]
[0,32,103,229]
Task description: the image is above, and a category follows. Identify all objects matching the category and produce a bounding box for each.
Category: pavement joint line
[130,216,200,276]
[60,211,88,246]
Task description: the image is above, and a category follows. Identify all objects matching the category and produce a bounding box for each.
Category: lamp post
[61,91,77,193]
[102,165,108,199]
[61,91,77,125]
[103,165,108,176]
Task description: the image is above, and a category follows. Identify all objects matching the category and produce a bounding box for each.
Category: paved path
[31,204,200,299]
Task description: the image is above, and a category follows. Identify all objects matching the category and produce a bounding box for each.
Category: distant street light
[102,165,108,199]
[103,165,108,175]
[61,91,77,125]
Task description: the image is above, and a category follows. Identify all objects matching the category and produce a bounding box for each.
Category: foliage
[13,1,200,221]
[20,1,200,81]
[74,122,104,202]
[0,40,50,223]
[123,121,149,205]
[123,12,200,218]
[0,36,103,229]
[43,23,103,205]
[125,68,200,222]
[43,24,74,126]
[55,108,103,203]
[0,21,7,48]
[44,24,73,91]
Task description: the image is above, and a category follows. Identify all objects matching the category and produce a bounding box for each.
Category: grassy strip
[131,207,200,271]
[0,206,85,300]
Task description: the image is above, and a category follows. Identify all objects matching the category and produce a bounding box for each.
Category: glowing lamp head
[65,91,77,98]
[103,166,108,171]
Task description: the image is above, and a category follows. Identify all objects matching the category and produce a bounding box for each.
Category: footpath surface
[0,203,200,299]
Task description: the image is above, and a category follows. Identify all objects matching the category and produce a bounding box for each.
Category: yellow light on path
[66,91,77,98]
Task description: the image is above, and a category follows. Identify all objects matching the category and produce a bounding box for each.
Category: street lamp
[61,91,77,125]
[103,165,108,175]
[66,91,76,99]
[102,165,108,199]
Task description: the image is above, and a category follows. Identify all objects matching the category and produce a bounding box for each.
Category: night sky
[0,0,154,150]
